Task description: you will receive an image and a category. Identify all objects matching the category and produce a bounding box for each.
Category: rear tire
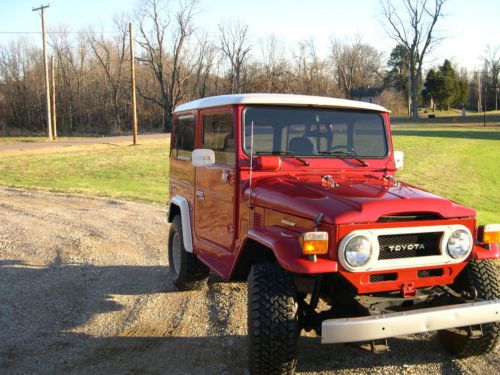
[438,260,499,356]
[168,215,209,290]
[248,263,299,375]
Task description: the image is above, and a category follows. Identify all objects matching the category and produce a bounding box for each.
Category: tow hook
[401,282,416,297]
[462,286,479,301]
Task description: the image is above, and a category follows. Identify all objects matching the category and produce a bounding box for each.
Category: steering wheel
[326,145,358,154]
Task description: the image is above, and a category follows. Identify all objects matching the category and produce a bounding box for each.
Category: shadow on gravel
[0,258,491,374]
[297,336,465,374]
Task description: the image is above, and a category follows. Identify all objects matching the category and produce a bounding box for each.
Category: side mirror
[394,150,404,170]
[192,149,215,168]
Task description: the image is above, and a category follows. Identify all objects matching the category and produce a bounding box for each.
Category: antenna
[248,120,254,208]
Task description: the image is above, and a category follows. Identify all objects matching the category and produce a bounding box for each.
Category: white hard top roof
[173,93,389,113]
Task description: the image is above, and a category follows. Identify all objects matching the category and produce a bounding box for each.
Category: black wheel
[248,262,299,375]
[438,260,499,356]
[168,215,209,290]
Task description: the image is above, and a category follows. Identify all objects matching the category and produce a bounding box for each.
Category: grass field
[392,126,499,224]
[0,127,498,223]
[0,138,170,204]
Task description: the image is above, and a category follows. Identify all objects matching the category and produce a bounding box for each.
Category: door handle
[196,190,205,200]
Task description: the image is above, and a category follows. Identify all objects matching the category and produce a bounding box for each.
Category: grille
[369,273,397,283]
[377,214,440,223]
[378,232,442,260]
[417,269,443,278]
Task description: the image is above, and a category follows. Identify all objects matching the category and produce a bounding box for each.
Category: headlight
[345,236,372,267]
[447,229,472,259]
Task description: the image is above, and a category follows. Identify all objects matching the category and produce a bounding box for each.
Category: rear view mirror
[192,149,215,168]
[394,150,404,170]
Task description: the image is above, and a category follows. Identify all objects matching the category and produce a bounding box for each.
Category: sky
[0,0,498,70]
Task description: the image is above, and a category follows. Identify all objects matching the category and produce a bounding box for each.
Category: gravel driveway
[0,188,498,374]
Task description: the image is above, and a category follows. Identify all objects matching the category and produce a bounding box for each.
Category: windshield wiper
[256,150,310,166]
[318,150,369,167]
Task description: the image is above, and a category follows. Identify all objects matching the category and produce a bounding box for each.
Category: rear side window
[173,116,195,159]
[202,113,234,165]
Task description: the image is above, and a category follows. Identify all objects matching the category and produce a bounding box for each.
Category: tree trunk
[163,95,171,133]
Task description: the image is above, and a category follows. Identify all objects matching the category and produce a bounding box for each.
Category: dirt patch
[0,188,498,374]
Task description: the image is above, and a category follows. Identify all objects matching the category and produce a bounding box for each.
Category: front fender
[246,228,338,274]
[473,243,500,260]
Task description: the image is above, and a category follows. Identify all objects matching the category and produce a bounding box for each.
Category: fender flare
[168,195,193,253]
[244,229,338,274]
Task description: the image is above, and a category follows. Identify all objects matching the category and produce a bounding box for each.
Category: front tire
[168,215,209,290]
[248,263,299,375]
[438,260,499,356]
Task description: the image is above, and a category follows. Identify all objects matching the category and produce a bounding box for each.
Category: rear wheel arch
[168,195,193,252]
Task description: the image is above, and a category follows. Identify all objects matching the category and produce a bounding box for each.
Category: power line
[0,31,121,34]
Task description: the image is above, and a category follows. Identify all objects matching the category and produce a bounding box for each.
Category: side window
[173,116,195,159]
[202,113,234,165]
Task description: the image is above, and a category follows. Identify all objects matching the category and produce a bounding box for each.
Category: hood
[251,174,476,225]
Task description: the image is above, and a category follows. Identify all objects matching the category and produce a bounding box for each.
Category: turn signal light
[478,224,500,244]
[300,231,329,255]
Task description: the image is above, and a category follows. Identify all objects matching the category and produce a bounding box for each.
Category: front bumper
[322,299,500,344]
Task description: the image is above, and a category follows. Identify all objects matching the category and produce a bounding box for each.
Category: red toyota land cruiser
[167,94,499,374]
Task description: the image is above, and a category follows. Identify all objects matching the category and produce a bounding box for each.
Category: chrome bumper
[322,300,500,344]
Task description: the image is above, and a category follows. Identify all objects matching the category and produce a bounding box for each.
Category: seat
[289,137,315,155]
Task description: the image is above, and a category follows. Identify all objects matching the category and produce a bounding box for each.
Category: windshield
[243,106,388,158]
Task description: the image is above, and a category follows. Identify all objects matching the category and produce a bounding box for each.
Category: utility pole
[129,22,138,145]
[407,62,411,116]
[51,55,57,140]
[483,82,487,127]
[33,4,52,140]
[496,87,499,111]
[477,72,482,113]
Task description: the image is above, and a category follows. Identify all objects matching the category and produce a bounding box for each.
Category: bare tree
[291,39,332,96]
[218,22,251,93]
[330,37,383,99]
[258,35,290,92]
[381,0,446,119]
[87,15,129,129]
[190,33,217,98]
[136,0,197,131]
[482,45,500,110]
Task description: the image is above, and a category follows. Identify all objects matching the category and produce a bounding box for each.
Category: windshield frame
[241,105,390,159]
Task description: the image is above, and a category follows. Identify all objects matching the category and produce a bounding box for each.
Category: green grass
[0,141,169,204]
[392,125,499,224]
[0,128,498,224]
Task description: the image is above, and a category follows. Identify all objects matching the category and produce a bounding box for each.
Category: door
[194,111,236,251]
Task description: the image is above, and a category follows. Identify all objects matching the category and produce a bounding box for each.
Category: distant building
[350,87,385,104]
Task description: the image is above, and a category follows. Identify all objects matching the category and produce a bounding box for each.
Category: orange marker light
[300,232,329,255]
[479,224,500,244]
